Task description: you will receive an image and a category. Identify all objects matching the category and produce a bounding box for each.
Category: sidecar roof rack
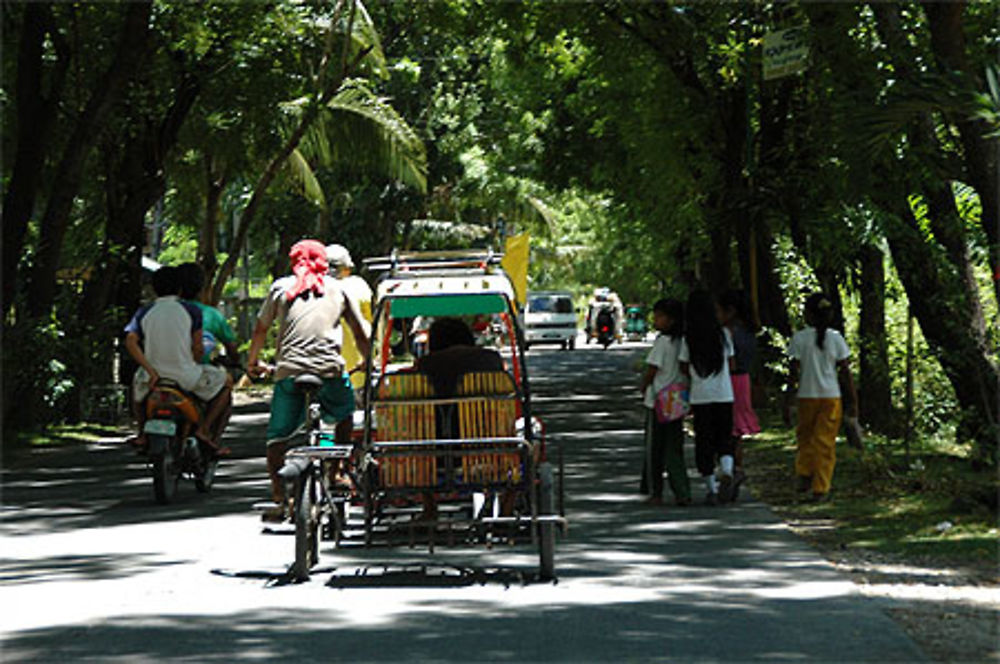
[363,249,502,278]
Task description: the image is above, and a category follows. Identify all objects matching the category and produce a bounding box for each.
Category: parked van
[524,291,578,350]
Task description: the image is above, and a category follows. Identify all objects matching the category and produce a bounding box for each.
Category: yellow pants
[796,398,842,494]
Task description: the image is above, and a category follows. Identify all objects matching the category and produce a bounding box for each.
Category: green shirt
[186,300,236,364]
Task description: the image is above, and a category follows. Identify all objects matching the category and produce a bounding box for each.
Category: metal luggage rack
[363,249,504,278]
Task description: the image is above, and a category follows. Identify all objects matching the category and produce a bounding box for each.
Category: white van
[524,291,578,350]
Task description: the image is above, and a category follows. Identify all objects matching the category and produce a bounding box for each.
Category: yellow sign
[501,233,530,307]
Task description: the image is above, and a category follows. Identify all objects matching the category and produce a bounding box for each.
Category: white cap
[325,244,354,269]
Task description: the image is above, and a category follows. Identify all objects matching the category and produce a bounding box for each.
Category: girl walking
[718,289,760,497]
[639,298,691,506]
[679,290,736,505]
[784,293,859,501]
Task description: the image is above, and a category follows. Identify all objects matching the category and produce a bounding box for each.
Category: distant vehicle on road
[524,290,578,350]
[585,287,624,345]
[624,305,648,341]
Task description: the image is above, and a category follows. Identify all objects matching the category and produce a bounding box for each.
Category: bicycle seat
[294,374,324,390]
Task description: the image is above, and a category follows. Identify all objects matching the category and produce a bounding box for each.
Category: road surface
[1,339,926,661]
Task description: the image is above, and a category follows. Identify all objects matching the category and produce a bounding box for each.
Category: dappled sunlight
[0,338,930,661]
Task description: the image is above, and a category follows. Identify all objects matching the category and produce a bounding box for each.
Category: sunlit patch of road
[0,336,927,661]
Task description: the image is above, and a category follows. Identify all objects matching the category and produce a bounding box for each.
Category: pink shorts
[730,373,760,437]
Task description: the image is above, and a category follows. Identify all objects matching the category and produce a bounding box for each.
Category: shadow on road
[0,407,272,536]
[1,343,927,661]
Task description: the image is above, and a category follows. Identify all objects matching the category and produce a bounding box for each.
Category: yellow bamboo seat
[375,373,437,488]
[456,372,521,485]
[373,370,523,489]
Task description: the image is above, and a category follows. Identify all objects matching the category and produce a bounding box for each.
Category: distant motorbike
[596,309,616,349]
[142,380,219,504]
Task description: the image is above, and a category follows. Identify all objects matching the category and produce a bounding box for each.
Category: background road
[1,339,926,661]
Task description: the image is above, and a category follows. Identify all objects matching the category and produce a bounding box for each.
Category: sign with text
[763,27,809,80]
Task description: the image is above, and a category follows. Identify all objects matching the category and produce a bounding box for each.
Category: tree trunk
[2,3,69,318]
[881,196,998,465]
[708,223,732,294]
[923,1,1000,306]
[865,2,998,464]
[857,244,895,433]
[198,156,226,288]
[80,145,157,328]
[270,230,295,281]
[80,72,202,322]
[25,1,153,318]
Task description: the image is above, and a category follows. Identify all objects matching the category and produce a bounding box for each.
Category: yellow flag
[501,233,530,307]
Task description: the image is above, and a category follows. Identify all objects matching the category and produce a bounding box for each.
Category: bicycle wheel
[292,469,319,581]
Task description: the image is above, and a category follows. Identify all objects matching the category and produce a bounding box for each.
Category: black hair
[177,262,205,300]
[718,289,755,332]
[151,266,181,297]
[427,317,475,353]
[684,290,725,377]
[652,298,684,339]
[804,292,833,349]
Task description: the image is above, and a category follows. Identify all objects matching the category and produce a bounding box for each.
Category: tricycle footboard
[373,438,530,492]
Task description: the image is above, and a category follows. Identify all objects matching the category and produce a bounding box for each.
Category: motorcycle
[142,380,219,504]
[596,309,616,349]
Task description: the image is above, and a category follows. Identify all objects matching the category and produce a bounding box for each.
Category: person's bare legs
[130,397,148,449]
[267,441,288,504]
[327,416,354,486]
[195,375,234,450]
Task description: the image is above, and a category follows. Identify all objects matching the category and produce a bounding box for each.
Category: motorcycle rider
[124,265,234,452]
[587,288,623,344]
[177,262,240,366]
[247,239,370,521]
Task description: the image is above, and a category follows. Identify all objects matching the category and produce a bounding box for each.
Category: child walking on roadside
[784,293,859,502]
[718,289,760,498]
[679,290,736,505]
[639,299,692,506]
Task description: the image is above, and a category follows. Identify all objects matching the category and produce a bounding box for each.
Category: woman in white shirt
[679,290,736,505]
[638,299,691,506]
[784,293,859,501]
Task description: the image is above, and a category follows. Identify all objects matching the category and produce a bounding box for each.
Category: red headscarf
[286,239,329,301]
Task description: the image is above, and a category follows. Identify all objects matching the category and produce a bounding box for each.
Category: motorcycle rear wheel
[151,439,178,504]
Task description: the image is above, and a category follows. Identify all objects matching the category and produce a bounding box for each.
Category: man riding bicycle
[246,239,370,521]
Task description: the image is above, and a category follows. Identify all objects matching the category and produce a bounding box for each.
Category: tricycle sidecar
[283,250,564,581]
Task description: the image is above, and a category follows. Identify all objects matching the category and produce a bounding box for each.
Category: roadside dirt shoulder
[777,506,999,663]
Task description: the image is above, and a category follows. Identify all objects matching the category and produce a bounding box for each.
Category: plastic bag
[654,382,690,423]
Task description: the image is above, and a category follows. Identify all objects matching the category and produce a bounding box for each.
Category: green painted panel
[388,294,508,318]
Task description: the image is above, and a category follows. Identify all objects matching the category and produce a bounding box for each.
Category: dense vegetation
[3,1,997,468]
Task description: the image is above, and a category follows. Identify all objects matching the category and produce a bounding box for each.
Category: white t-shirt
[125,296,203,391]
[679,328,734,404]
[643,334,684,408]
[788,327,850,398]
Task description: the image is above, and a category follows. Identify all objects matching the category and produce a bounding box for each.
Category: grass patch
[15,422,127,447]
[745,415,999,569]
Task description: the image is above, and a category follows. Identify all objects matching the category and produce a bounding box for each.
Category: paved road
[1,341,925,661]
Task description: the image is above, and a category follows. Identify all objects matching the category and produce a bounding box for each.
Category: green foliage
[156,225,199,266]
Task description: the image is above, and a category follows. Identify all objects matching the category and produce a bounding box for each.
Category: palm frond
[334,0,387,80]
[296,80,427,193]
[281,148,327,211]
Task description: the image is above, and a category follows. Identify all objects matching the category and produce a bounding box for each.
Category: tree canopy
[2,1,997,465]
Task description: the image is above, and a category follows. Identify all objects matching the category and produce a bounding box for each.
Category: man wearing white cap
[327,244,373,392]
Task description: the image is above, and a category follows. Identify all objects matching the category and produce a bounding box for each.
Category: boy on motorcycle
[177,262,240,366]
[124,266,234,452]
